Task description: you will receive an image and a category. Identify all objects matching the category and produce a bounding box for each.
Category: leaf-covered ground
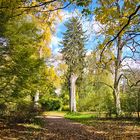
[0,114,140,140]
[65,112,140,139]
[0,116,104,140]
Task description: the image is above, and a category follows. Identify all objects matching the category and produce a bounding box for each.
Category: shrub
[12,101,42,123]
[0,102,7,116]
[62,105,69,111]
[40,97,62,111]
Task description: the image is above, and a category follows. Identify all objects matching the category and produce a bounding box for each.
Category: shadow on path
[43,116,105,140]
[0,116,105,140]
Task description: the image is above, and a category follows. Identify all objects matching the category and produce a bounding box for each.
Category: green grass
[65,112,97,120]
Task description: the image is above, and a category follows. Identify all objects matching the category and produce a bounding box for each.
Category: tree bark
[137,89,140,118]
[113,88,121,116]
[113,36,122,116]
[69,73,78,112]
[34,90,39,108]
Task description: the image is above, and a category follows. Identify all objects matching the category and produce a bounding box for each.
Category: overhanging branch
[94,81,114,90]
[100,5,140,61]
[130,80,140,88]
[108,5,140,45]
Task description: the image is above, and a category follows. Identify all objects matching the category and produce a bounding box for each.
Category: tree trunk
[137,89,140,118]
[34,47,42,108]
[113,88,121,116]
[69,73,78,112]
[113,36,122,116]
[34,90,39,108]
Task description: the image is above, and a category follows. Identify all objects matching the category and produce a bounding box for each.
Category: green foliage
[74,0,92,7]
[0,0,61,121]
[78,87,115,115]
[65,112,96,120]
[40,97,62,111]
[81,8,92,16]
[121,90,140,117]
[59,82,69,111]
[15,100,41,122]
[0,100,7,116]
[0,1,60,104]
[76,53,115,115]
[0,98,42,123]
[60,17,86,75]
[0,14,43,100]
[60,84,69,105]
[62,105,69,111]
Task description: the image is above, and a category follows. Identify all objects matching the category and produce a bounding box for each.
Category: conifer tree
[61,17,86,112]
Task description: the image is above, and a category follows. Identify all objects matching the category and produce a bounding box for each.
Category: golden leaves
[27,1,62,59]
[95,0,139,38]
[98,44,104,50]
[46,67,61,87]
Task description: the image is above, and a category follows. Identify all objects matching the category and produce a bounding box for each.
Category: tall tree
[0,0,60,107]
[61,17,86,112]
[94,0,140,116]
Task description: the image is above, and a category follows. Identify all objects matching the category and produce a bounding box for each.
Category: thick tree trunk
[113,88,121,116]
[69,73,78,112]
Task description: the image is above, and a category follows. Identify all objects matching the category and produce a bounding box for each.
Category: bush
[62,105,69,111]
[0,102,7,116]
[12,101,42,123]
[40,97,62,111]
[78,88,115,117]
[121,92,137,117]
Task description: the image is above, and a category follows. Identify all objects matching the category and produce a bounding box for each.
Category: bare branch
[0,0,57,9]
[130,80,140,88]
[117,73,124,85]
[123,74,140,88]
[37,2,71,12]
[94,81,114,90]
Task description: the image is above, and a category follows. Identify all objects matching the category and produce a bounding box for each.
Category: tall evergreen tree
[61,17,86,112]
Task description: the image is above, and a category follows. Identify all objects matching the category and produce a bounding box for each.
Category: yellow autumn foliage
[95,0,139,36]
[26,0,62,59]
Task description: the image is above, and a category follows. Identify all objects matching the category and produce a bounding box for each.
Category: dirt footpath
[0,116,105,140]
[43,116,105,140]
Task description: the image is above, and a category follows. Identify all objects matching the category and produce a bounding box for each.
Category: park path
[0,115,106,140]
[43,115,105,140]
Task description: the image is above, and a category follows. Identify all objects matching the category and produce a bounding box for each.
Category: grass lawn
[65,112,97,119]
[65,112,140,139]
